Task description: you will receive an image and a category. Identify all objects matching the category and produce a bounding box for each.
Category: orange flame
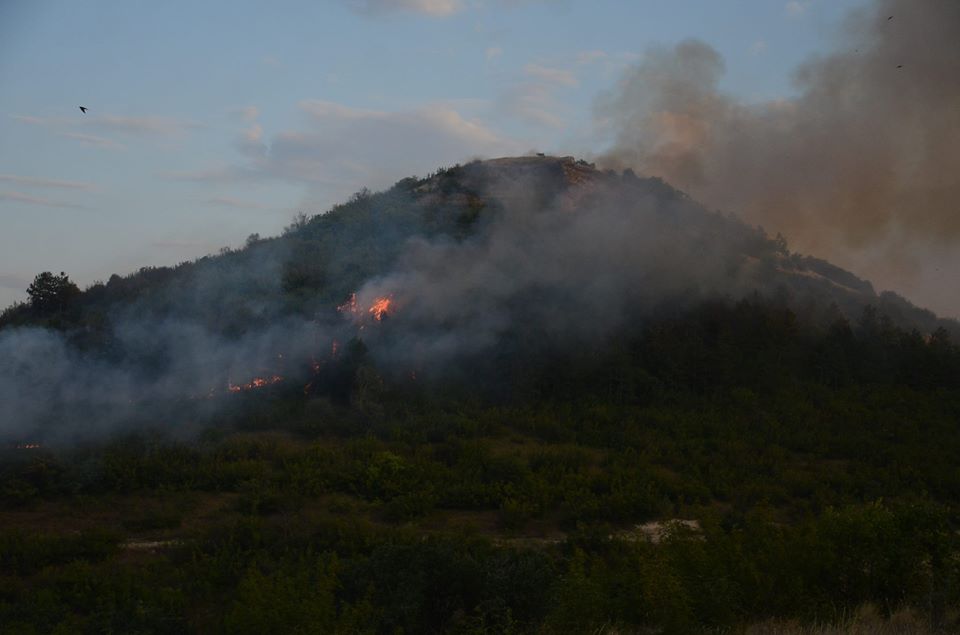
[369,297,392,321]
[227,375,284,393]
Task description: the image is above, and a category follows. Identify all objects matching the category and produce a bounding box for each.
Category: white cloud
[497,61,582,129]
[269,101,517,189]
[0,174,96,191]
[204,196,272,210]
[91,115,201,136]
[346,0,462,16]
[167,100,519,206]
[13,113,200,137]
[0,190,86,209]
[523,63,578,87]
[58,132,125,150]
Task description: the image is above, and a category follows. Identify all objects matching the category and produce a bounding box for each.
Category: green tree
[26,271,80,316]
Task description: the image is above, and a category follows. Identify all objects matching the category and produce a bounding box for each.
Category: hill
[1,156,960,633]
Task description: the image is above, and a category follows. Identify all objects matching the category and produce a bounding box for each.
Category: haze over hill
[596,0,960,318]
[1,155,956,443]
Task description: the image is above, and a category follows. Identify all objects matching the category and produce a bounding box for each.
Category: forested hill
[1,155,955,341]
[2,155,959,444]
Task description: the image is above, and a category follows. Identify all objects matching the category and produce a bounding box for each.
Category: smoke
[352,163,804,372]
[0,243,341,445]
[596,0,960,317]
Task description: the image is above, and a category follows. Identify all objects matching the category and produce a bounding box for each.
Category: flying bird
[897,65,903,69]
[78,106,88,114]
[887,15,893,20]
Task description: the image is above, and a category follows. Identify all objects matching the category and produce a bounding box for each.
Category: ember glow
[337,293,359,316]
[227,375,284,393]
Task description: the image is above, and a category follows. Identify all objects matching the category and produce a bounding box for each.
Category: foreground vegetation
[2,296,960,633]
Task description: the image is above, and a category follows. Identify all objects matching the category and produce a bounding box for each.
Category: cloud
[0,190,86,209]
[785,1,810,18]
[261,101,518,189]
[523,63,578,87]
[90,115,201,136]
[498,62,582,129]
[346,0,462,16]
[13,113,200,137]
[162,166,249,183]
[237,123,267,158]
[230,105,261,122]
[11,115,47,126]
[58,132,125,150]
[0,174,96,191]
[165,100,518,206]
[485,46,503,60]
[204,196,271,211]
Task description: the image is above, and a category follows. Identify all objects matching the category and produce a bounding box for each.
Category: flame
[14,443,41,450]
[369,296,392,321]
[227,375,284,393]
[339,292,394,322]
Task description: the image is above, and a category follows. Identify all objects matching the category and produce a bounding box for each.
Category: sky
[1,0,895,313]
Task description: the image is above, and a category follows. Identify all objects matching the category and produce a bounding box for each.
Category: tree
[26,271,80,316]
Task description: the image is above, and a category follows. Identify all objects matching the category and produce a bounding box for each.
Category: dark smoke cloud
[596,0,960,316]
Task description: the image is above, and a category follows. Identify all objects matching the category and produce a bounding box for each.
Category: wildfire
[338,292,394,322]
[227,375,284,393]
[369,297,392,321]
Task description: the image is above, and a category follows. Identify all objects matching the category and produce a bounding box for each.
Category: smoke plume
[596,0,960,316]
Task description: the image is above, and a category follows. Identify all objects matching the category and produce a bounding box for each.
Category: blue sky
[0,0,868,309]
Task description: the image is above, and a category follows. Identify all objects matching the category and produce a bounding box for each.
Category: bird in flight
[887,15,893,20]
[79,106,88,114]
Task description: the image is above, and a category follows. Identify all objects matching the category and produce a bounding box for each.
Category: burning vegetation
[227,375,284,393]
[338,293,394,322]
[368,297,392,321]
